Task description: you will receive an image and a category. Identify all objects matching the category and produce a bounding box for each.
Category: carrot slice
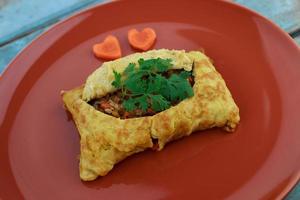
[123,111,130,119]
[93,35,122,60]
[128,28,156,51]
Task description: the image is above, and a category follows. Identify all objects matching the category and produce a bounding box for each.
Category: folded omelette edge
[62,49,240,181]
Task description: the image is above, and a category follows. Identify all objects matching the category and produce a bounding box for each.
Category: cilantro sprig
[112,58,194,112]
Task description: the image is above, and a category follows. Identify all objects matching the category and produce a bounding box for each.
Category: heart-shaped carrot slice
[128,28,156,51]
[93,35,122,60]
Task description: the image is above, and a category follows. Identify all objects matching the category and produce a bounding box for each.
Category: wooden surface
[0,0,106,72]
[0,0,299,199]
[235,0,300,33]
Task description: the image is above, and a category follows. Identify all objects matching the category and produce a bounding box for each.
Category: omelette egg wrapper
[62,49,240,181]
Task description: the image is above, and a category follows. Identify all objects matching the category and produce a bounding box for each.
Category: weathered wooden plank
[0,28,45,73]
[0,0,105,46]
[0,0,105,72]
[286,185,300,200]
[295,35,300,45]
[235,0,300,33]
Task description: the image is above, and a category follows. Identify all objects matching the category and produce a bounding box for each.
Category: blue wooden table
[0,0,299,199]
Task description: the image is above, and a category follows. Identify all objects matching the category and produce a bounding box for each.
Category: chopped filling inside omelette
[88,58,194,119]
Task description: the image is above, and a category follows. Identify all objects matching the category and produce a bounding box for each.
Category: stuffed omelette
[62,49,240,181]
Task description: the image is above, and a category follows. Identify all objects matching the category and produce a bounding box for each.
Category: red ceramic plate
[1,0,300,199]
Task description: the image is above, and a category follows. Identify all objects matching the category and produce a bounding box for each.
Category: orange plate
[0,1,300,199]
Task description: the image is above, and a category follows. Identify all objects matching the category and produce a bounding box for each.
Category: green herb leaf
[112,70,122,89]
[146,74,166,94]
[138,58,172,72]
[122,95,149,111]
[149,94,171,112]
[179,70,192,79]
[168,74,194,101]
[135,95,148,111]
[122,98,137,111]
[154,58,172,72]
[124,63,136,76]
[124,72,148,94]
[111,57,194,113]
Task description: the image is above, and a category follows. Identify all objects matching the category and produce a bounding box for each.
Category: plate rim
[0,0,299,199]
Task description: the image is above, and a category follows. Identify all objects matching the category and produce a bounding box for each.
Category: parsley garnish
[112,58,194,112]
[112,71,122,89]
